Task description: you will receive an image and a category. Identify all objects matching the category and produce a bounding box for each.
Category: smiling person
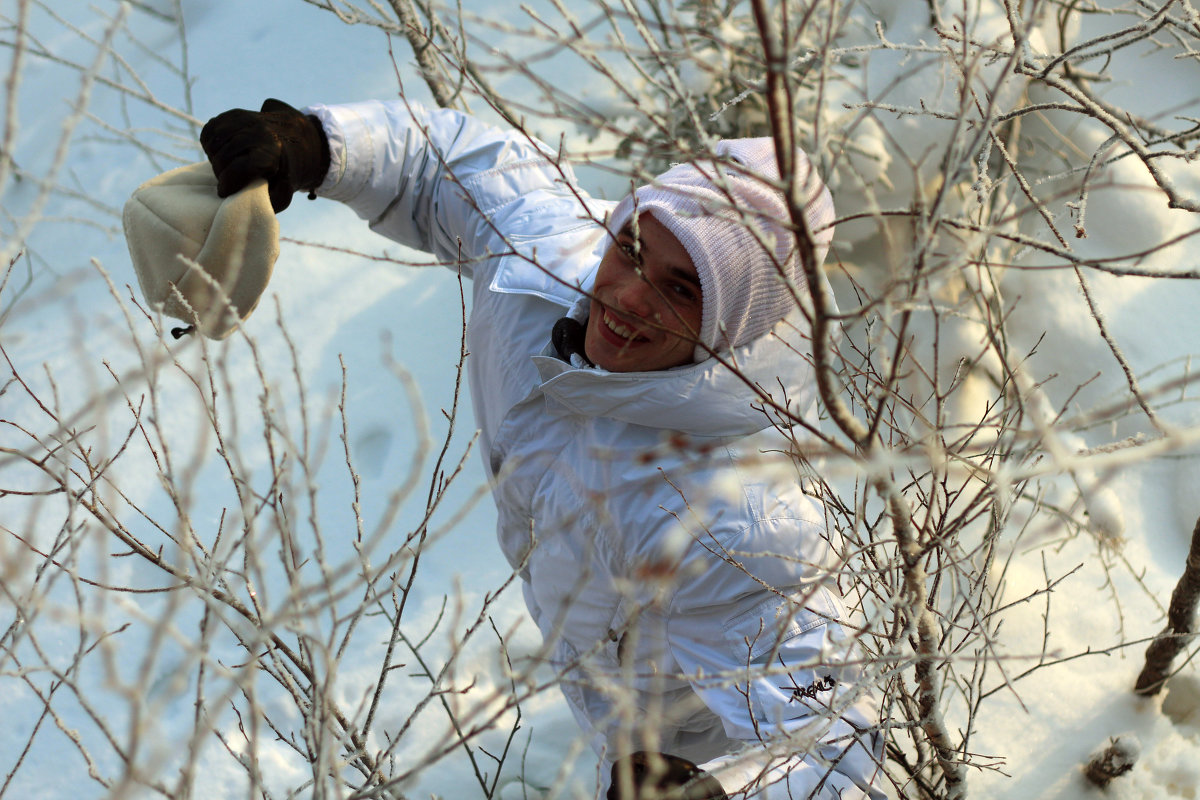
[199,98,886,799]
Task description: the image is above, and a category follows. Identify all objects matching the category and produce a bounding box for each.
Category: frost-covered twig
[1073,266,1163,434]
[387,0,460,110]
[749,0,868,449]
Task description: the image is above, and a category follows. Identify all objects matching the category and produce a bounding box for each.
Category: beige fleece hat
[123,161,279,339]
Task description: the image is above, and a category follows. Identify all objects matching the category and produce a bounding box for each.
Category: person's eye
[618,238,642,265]
[671,283,698,303]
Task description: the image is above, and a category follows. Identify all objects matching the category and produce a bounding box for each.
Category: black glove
[199,98,330,213]
[607,752,728,800]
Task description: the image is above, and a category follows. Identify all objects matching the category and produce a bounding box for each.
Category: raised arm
[308,100,591,271]
[201,98,592,274]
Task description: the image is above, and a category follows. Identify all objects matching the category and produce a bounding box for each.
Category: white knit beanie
[607,139,834,360]
[123,161,279,339]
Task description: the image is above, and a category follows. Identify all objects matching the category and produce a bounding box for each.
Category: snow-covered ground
[3,1,1200,798]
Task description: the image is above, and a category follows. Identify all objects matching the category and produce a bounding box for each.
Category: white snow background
[3,1,1200,798]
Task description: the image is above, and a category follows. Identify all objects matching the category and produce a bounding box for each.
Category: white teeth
[604,311,638,340]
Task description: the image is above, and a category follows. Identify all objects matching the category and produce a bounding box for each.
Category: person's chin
[586,339,641,372]
[585,318,636,371]
[586,341,627,372]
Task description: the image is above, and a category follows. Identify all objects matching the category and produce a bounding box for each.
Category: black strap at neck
[551,317,593,367]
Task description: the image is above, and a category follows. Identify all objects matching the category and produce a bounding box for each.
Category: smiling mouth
[602,309,649,344]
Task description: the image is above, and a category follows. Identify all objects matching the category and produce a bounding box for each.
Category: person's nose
[612,275,655,319]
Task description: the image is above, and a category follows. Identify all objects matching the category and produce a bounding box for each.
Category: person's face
[584,212,703,372]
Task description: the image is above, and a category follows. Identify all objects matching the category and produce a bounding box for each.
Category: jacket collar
[533,294,816,437]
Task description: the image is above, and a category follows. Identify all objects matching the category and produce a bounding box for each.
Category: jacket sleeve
[305,100,591,276]
[664,520,887,800]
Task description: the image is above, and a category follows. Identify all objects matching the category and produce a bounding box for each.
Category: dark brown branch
[1134,514,1200,695]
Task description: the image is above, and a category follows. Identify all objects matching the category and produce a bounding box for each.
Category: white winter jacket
[309,99,886,799]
